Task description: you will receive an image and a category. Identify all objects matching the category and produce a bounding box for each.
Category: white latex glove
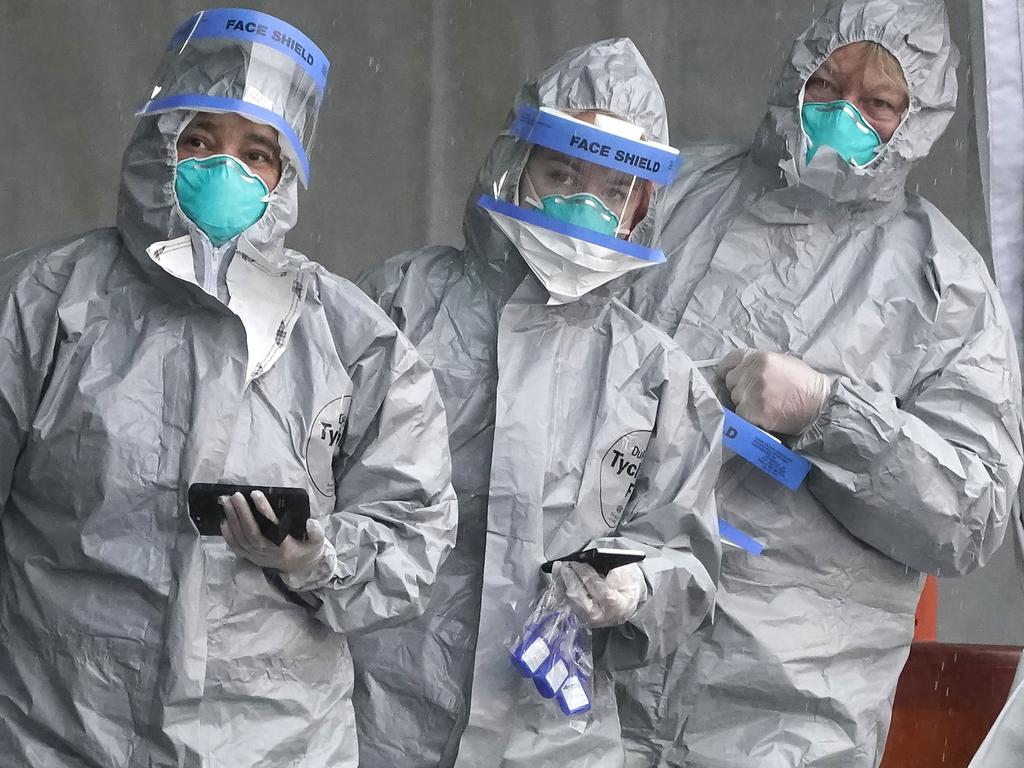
[718,349,831,435]
[221,491,334,590]
[557,561,646,628]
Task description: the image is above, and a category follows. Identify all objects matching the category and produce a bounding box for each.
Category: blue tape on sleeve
[509,105,681,185]
[723,409,811,490]
[168,8,329,93]
[477,195,666,262]
[717,518,764,556]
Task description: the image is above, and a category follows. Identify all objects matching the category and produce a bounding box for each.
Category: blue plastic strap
[477,195,666,263]
[509,105,681,185]
[723,409,812,490]
[137,94,311,184]
[717,518,764,556]
[167,8,329,93]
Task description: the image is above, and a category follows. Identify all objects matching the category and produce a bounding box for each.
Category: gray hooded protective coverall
[353,38,722,768]
[0,64,456,768]
[617,1,1024,766]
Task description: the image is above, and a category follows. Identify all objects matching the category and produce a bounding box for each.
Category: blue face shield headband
[801,99,883,168]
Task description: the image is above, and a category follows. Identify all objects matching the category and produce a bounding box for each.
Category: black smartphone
[187,483,311,545]
[541,547,646,577]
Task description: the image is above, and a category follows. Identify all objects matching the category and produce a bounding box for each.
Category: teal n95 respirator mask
[801,99,882,168]
[175,154,271,246]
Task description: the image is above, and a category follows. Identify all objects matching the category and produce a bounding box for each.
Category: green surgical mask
[175,155,270,246]
[801,100,882,168]
[532,193,620,237]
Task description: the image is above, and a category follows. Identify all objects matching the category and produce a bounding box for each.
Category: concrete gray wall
[1,1,1020,645]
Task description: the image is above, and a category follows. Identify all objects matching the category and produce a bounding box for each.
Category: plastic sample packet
[509,575,595,724]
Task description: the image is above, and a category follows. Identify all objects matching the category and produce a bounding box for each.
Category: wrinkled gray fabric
[0,47,456,768]
[616,1,1024,766]
[352,38,722,768]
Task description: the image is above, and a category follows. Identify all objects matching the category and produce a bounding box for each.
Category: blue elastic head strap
[508,105,682,186]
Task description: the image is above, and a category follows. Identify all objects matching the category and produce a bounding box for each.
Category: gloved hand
[221,491,335,590]
[718,349,831,435]
[557,561,646,628]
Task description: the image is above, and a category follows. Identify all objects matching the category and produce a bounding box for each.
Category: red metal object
[880,642,1022,768]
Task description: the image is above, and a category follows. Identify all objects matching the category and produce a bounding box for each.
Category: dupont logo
[305,395,352,497]
[599,430,651,528]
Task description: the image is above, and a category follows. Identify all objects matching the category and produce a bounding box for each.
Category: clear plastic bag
[509,576,594,718]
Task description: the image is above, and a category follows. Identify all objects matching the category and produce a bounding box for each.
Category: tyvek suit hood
[116,19,321,375]
[115,47,312,382]
[751,0,958,207]
[117,111,300,269]
[121,6,329,270]
[353,38,721,768]
[463,37,670,274]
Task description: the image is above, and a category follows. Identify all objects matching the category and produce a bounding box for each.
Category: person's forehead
[820,42,873,74]
[818,44,905,93]
[570,110,599,125]
[531,147,580,164]
[188,111,279,141]
[530,148,621,172]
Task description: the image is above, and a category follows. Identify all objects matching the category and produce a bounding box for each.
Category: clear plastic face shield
[136,8,329,186]
[479,106,680,263]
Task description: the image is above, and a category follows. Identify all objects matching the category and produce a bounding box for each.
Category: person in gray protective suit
[353,38,722,767]
[616,0,1024,766]
[0,9,456,768]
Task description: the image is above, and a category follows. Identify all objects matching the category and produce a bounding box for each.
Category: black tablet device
[187,483,310,545]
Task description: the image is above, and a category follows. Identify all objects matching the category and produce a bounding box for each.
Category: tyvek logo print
[305,395,352,497]
[600,430,651,528]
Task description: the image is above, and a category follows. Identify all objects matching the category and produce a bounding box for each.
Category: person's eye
[245,150,272,166]
[547,168,577,186]
[606,186,631,203]
[183,135,209,150]
[807,76,836,94]
[868,98,895,113]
